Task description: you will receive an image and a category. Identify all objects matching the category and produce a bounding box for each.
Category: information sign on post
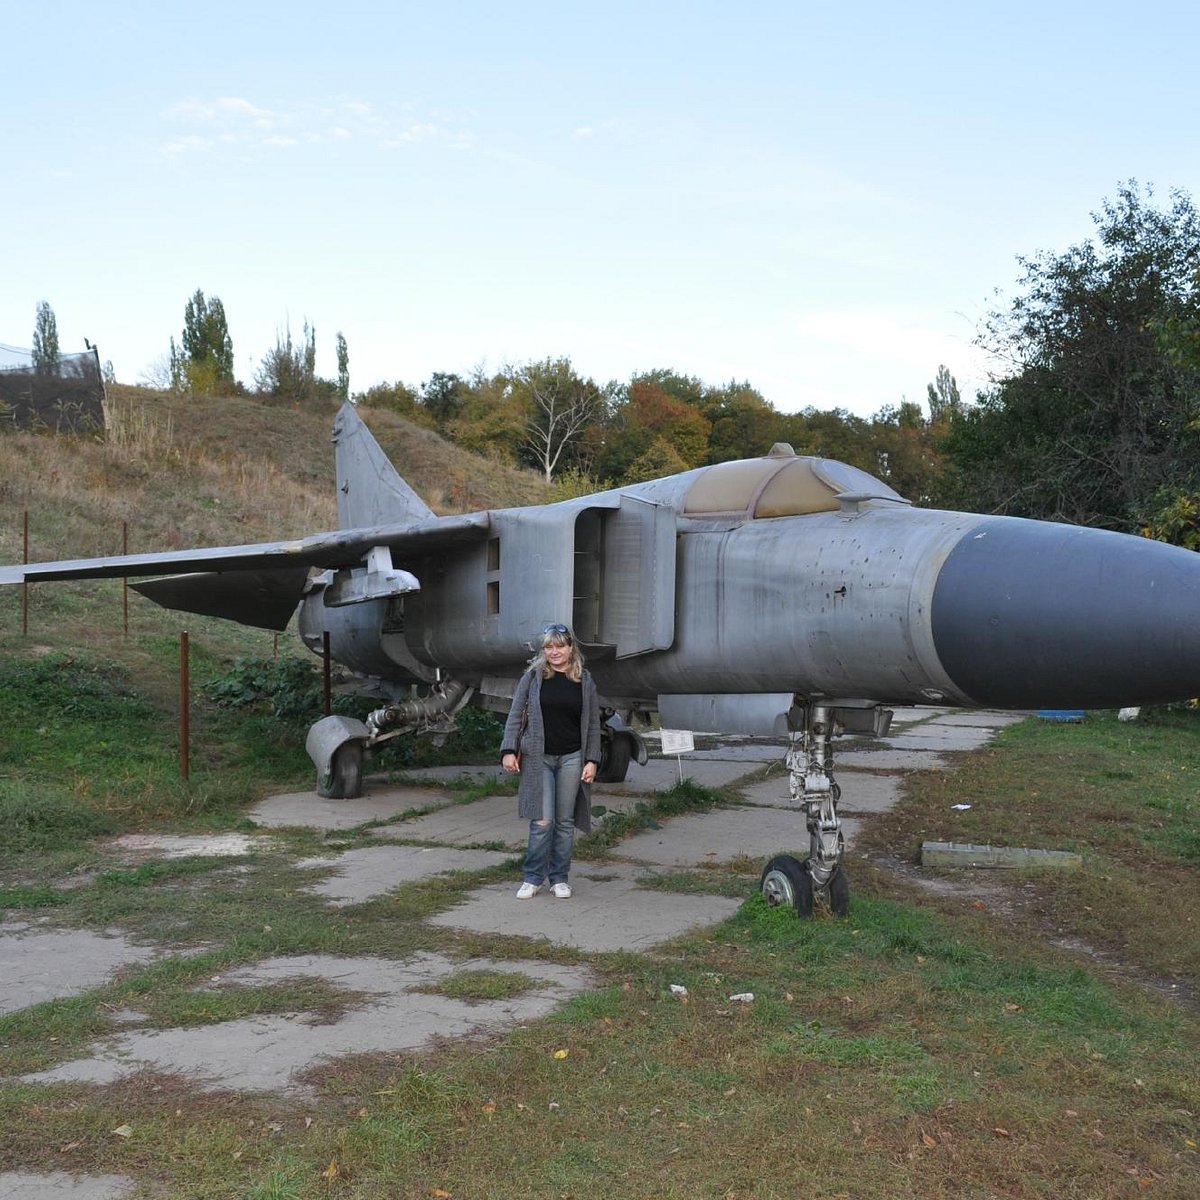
[659,728,695,782]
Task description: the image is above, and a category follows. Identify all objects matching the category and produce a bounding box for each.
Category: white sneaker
[516,882,542,899]
[551,882,572,899]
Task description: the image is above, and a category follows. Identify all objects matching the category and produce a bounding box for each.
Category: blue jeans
[523,751,581,885]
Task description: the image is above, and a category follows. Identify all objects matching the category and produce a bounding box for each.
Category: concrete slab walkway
[1,703,1025,1200]
[20,952,593,1094]
[427,864,742,952]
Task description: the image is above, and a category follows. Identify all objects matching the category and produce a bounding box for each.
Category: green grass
[418,968,547,1003]
[856,707,1200,989]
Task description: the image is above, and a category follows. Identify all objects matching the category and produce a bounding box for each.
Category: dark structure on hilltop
[0,342,106,434]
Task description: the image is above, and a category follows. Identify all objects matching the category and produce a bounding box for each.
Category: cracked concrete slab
[107,832,260,859]
[249,784,453,830]
[427,864,742,952]
[592,756,764,794]
[0,921,160,1015]
[0,1171,135,1199]
[614,805,861,867]
[934,710,1028,728]
[880,727,998,751]
[835,747,948,770]
[370,793,529,849]
[20,952,592,1094]
[298,844,513,905]
[739,770,903,814]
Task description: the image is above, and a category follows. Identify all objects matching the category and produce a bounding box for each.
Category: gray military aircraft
[4,401,1200,916]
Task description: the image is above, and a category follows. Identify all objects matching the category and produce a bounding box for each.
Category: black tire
[316,742,364,799]
[827,865,850,917]
[759,854,814,917]
[595,730,633,783]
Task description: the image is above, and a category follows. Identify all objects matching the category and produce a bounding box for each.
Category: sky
[4,0,1200,418]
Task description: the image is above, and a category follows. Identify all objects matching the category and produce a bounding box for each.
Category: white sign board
[659,728,695,756]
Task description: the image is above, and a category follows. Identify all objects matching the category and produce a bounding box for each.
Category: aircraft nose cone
[931,517,1200,709]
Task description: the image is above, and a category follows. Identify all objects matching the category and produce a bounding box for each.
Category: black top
[540,670,583,755]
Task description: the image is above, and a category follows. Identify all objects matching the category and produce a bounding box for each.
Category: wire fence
[0,342,106,434]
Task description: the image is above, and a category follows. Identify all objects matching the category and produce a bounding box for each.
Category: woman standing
[501,623,602,899]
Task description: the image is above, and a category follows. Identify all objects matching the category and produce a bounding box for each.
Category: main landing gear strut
[759,700,891,918]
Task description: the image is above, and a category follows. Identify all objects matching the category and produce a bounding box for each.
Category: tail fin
[333,402,435,529]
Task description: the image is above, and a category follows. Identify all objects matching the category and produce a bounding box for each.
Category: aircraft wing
[0,511,492,630]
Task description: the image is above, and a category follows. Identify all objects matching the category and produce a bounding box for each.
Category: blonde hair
[530,626,584,682]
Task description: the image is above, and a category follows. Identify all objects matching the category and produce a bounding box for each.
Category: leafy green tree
[421,372,467,429]
[868,400,947,504]
[622,435,688,484]
[171,289,234,393]
[925,365,961,423]
[942,183,1200,528]
[32,301,59,375]
[336,332,350,403]
[1140,487,1200,550]
[447,368,526,463]
[255,320,322,404]
[704,382,782,461]
[626,379,711,468]
[357,379,434,427]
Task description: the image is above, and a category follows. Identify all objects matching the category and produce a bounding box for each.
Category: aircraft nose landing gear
[758,700,888,918]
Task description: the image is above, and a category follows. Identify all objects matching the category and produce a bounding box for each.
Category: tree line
[26,183,1200,544]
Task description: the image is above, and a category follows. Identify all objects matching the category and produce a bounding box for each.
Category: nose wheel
[760,854,814,917]
[759,854,850,918]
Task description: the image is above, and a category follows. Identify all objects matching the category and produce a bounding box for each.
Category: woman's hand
[580,761,597,784]
[502,752,520,774]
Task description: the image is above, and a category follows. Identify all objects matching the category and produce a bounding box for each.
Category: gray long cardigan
[501,668,602,833]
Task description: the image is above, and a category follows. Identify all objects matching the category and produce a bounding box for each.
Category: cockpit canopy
[682,443,907,518]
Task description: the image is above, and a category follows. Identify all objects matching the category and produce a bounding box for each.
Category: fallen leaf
[356,1107,368,1118]
[723,1087,737,1097]
[232,1150,243,1161]
[784,992,794,1002]
[111,1125,133,1139]
[1065,1110,1079,1118]
[482,1102,497,1116]
[1004,1002,1022,1012]
[322,1161,339,1181]
[553,1049,570,1060]
[993,1128,1010,1138]
[432,1190,452,1199]
[921,1132,937,1149]
[59,1141,82,1153]
[972,900,987,910]
[304,1117,314,1128]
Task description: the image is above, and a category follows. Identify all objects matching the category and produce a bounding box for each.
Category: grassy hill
[0,387,546,826]
[1,385,547,569]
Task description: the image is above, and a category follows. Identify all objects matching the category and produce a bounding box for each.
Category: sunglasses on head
[543,623,572,639]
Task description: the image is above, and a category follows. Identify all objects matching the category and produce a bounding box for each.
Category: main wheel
[595,730,633,782]
[316,742,364,799]
[759,854,814,917]
[827,865,850,917]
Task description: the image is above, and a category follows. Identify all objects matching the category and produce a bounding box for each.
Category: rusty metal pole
[122,521,129,637]
[21,509,29,637]
[180,630,190,780]
[322,631,332,716]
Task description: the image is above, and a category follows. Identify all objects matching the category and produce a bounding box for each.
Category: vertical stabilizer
[333,402,435,529]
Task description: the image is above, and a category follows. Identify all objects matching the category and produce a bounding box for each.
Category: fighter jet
[4,402,1199,916]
